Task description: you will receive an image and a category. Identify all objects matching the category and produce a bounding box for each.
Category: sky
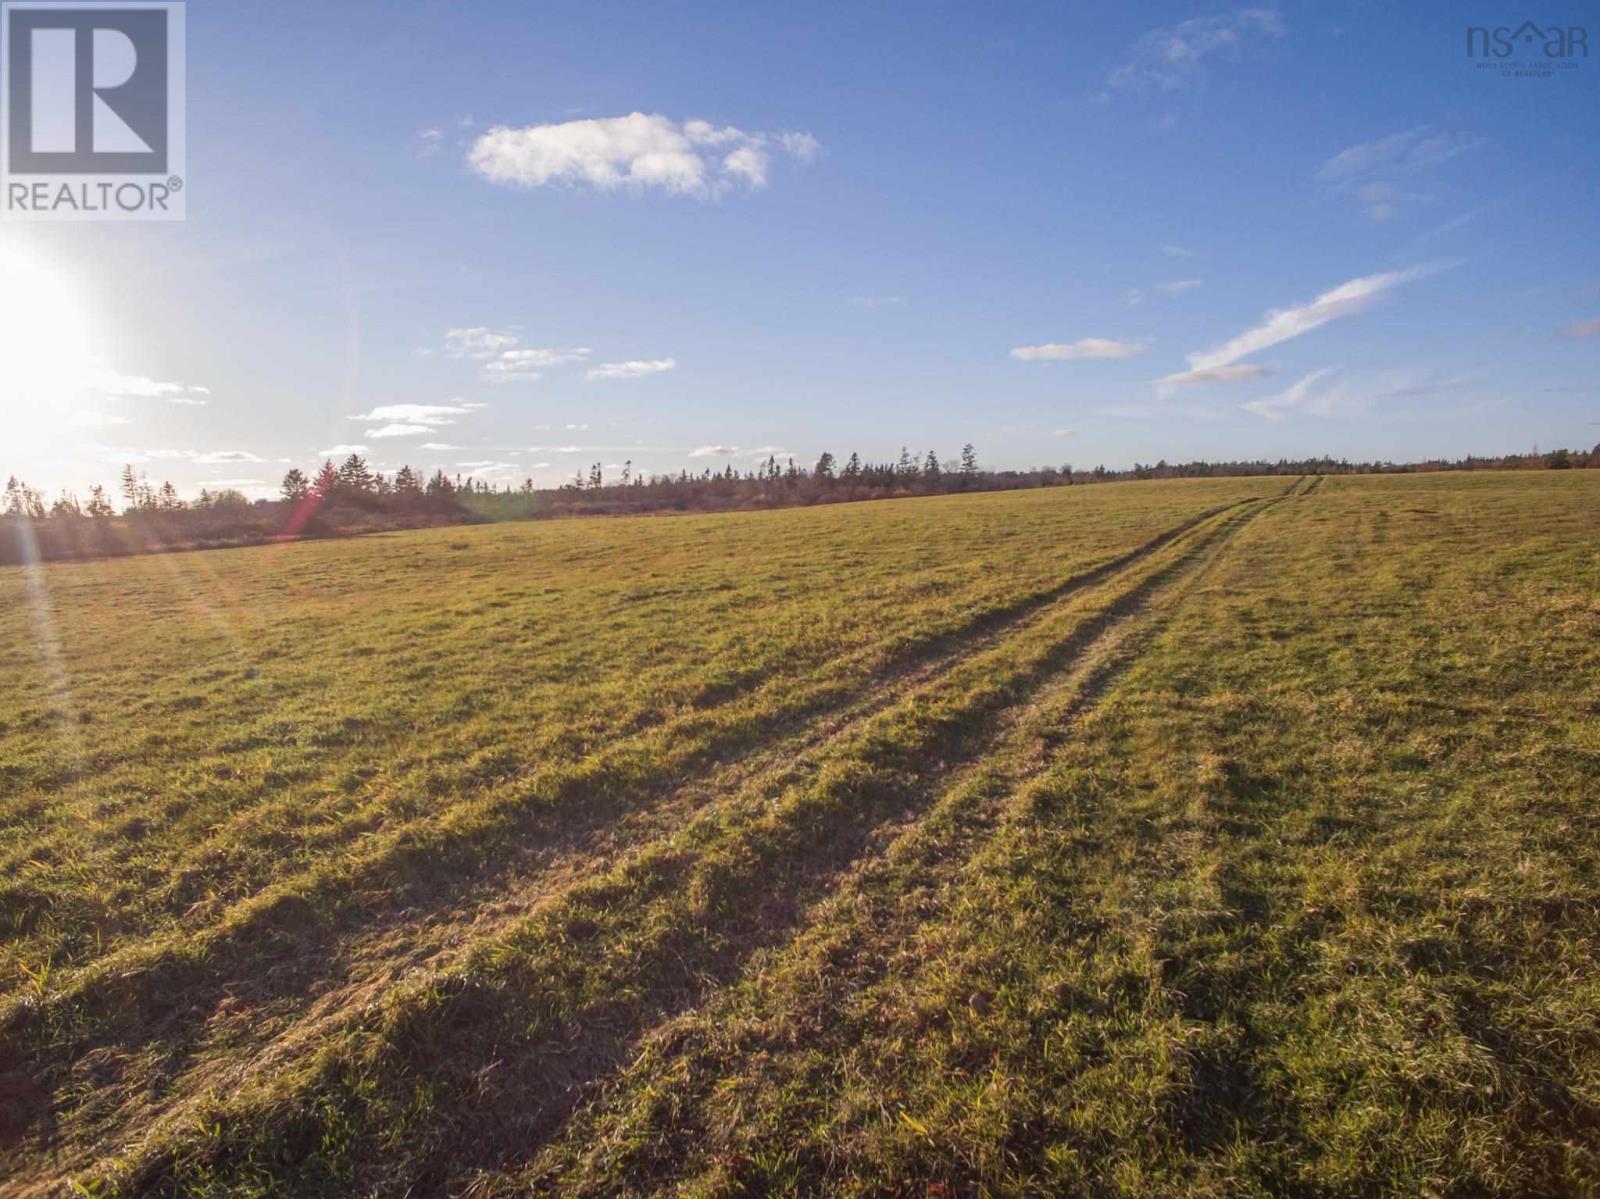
[2,0,1598,500]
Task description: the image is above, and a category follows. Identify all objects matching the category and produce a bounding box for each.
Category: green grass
[2,471,1597,1196]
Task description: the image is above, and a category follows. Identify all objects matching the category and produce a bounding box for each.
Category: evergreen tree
[337,453,376,495]
[814,451,836,481]
[313,460,340,498]
[393,465,422,497]
[281,468,310,502]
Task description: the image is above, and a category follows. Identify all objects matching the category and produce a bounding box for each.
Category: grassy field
[2,471,1598,1197]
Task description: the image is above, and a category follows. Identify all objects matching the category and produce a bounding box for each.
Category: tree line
[3,441,1596,565]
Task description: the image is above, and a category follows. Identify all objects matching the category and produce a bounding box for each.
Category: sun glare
[0,246,99,445]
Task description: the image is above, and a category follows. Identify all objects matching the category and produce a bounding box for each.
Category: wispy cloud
[1240,367,1337,420]
[353,401,486,429]
[455,460,520,477]
[441,327,591,382]
[317,444,369,457]
[1100,9,1284,98]
[1317,128,1480,222]
[1154,278,1203,296]
[690,444,738,457]
[366,423,435,439]
[776,131,821,162]
[89,370,211,405]
[444,327,519,357]
[1242,367,1470,420]
[1011,338,1145,361]
[846,295,906,310]
[585,357,677,381]
[468,113,819,197]
[484,348,591,382]
[191,449,267,465]
[415,127,443,158]
[1158,364,1268,387]
[1161,244,1194,258]
[1160,266,1439,386]
[1318,128,1479,181]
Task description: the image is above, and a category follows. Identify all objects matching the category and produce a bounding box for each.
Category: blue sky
[3,0,1598,498]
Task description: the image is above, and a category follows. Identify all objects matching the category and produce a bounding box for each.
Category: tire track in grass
[504,482,1289,1196]
[96,492,1291,1198]
[13,499,1268,1191]
[0,500,1259,1108]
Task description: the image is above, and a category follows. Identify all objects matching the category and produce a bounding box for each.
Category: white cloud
[483,347,591,382]
[366,423,435,439]
[444,326,519,358]
[1239,366,1458,421]
[317,444,369,457]
[1103,10,1285,96]
[1011,338,1145,361]
[1157,364,1270,387]
[191,449,267,465]
[467,112,819,197]
[419,441,457,450]
[721,145,767,188]
[1049,428,1076,437]
[352,402,486,427]
[1240,368,1336,420]
[1161,244,1194,258]
[415,127,443,158]
[1154,278,1203,295]
[847,295,905,310]
[586,357,677,381]
[690,444,737,457]
[749,445,791,458]
[1317,128,1480,222]
[1162,266,1438,386]
[1318,128,1479,181]
[88,369,211,405]
[442,327,591,382]
[777,131,821,162]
